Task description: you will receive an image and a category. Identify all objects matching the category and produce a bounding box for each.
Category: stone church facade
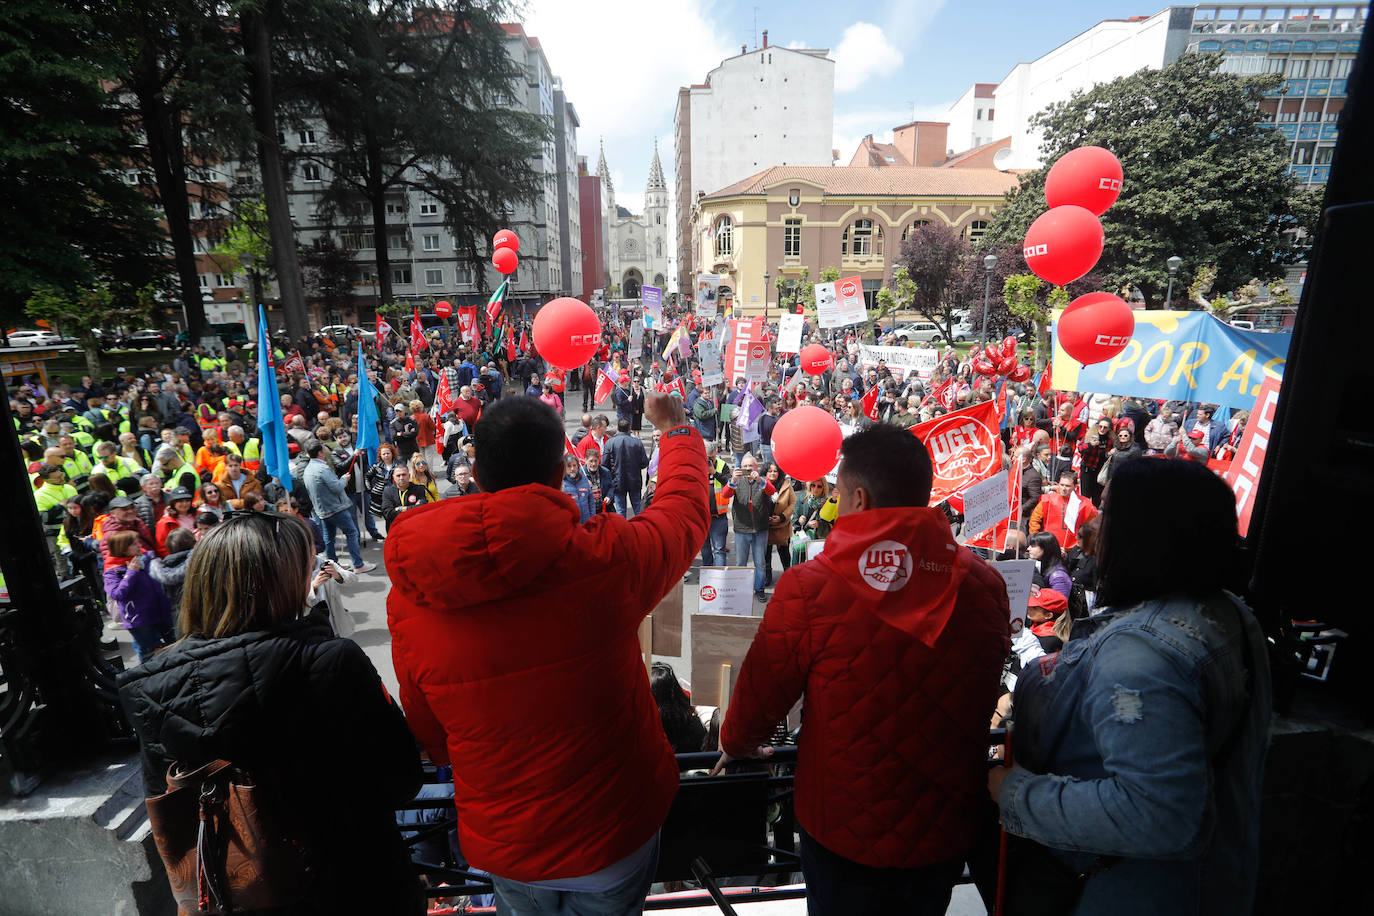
[597,141,669,299]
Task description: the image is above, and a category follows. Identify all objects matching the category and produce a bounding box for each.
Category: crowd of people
[6,301,1269,915]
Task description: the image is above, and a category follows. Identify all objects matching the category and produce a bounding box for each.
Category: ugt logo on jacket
[860,540,912,592]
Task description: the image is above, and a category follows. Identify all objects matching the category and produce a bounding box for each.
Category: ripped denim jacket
[998,591,1271,916]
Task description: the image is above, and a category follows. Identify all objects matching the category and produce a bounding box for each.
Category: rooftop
[702,166,1020,200]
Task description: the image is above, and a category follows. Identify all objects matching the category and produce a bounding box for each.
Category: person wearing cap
[1026,587,1070,653]
[154,487,198,557]
[34,464,79,575]
[100,495,156,569]
[1165,426,1212,463]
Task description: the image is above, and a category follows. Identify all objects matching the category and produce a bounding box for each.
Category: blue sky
[523,0,1159,213]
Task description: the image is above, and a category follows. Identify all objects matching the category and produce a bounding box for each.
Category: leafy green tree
[872,266,916,342]
[285,0,549,305]
[0,0,167,325]
[899,223,971,343]
[26,284,156,378]
[981,53,1318,309]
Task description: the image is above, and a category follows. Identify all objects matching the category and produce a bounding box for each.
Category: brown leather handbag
[145,760,311,915]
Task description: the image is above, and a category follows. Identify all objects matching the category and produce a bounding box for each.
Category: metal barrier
[400,730,1008,913]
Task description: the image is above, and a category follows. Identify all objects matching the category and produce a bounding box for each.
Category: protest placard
[962,469,1010,537]
[697,567,755,616]
[777,313,804,354]
[726,319,761,385]
[857,344,939,379]
[642,285,662,322]
[836,275,867,327]
[991,560,1037,636]
[695,274,720,317]
[629,319,645,360]
[744,340,771,383]
[815,282,841,329]
[650,581,683,656]
[805,539,826,561]
[698,336,724,385]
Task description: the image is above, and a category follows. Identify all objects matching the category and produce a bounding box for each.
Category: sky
[522,0,1162,215]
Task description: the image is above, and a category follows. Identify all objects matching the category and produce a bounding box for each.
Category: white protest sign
[777,313,804,354]
[629,319,645,361]
[1064,491,1083,533]
[815,282,841,329]
[744,340,771,383]
[805,539,826,561]
[857,344,939,379]
[991,559,1037,637]
[695,273,720,317]
[836,275,867,327]
[962,469,1010,537]
[698,567,755,616]
[699,336,724,385]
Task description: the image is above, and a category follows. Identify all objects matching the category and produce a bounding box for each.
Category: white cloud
[522,0,733,206]
[833,23,904,94]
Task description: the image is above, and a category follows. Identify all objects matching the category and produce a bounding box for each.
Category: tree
[899,223,970,343]
[981,53,1319,309]
[286,0,549,304]
[211,197,275,308]
[300,237,357,327]
[0,0,167,325]
[27,284,155,378]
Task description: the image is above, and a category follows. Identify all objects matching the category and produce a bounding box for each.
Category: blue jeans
[321,508,364,567]
[490,834,658,916]
[613,485,643,518]
[700,514,729,566]
[130,622,175,664]
[735,530,769,592]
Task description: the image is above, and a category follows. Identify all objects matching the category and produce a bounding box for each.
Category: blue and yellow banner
[1050,310,1290,410]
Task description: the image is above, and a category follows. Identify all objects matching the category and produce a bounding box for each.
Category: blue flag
[255,306,292,490]
[355,342,380,462]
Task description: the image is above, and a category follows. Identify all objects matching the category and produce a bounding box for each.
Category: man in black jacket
[603,418,649,518]
[380,463,432,526]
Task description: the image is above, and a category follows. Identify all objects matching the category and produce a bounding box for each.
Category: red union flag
[1225,375,1281,537]
[910,401,1003,506]
[860,384,882,422]
[281,350,305,377]
[933,376,957,411]
[457,307,478,346]
[594,365,615,404]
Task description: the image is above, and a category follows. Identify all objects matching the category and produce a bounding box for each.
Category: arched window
[967,219,989,241]
[656,238,663,257]
[715,216,733,257]
[842,219,883,257]
[903,219,932,241]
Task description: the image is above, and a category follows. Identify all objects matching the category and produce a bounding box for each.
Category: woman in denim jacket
[990,459,1271,915]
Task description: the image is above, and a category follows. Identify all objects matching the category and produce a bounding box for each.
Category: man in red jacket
[386,391,708,914]
[714,423,1011,915]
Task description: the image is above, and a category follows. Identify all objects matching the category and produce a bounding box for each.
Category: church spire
[647,139,665,192]
[597,136,613,193]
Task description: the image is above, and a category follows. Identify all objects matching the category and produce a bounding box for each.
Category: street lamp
[980,253,999,350]
[1165,255,1183,309]
[763,271,770,325]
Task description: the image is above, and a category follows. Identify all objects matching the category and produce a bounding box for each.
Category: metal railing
[399,730,1008,913]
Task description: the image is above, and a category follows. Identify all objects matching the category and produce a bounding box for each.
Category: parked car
[893,322,943,344]
[6,330,63,347]
[932,320,974,343]
[174,323,251,348]
[319,324,376,344]
[120,329,171,349]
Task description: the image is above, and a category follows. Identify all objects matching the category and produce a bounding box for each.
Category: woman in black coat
[118,511,424,914]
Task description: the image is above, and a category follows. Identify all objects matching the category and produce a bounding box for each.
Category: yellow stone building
[690,165,1021,316]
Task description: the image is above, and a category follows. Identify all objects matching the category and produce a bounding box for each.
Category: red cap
[1028,588,1068,616]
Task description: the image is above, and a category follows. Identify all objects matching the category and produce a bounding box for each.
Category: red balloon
[493,247,519,275]
[1010,364,1033,383]
[800,344,834,375]
[1044,146,1123,216]
[1001,335,1018,357]
[972,358,998,377]
[532,297,602,370]
[433,300,452,319]
[997,355,1018,376]
[984,344,1000,363]
[1057,292,1136,365]
[1023,206,1104,287]
[493,229,519,253]
[771,406,843,482]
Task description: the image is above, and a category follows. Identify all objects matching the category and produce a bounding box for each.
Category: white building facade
[674,34,835,295]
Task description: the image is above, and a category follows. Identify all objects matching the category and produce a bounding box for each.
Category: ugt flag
[861,384,882,422]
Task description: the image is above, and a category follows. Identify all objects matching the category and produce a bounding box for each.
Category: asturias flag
[256,305,292,489]
[486,279,508,336]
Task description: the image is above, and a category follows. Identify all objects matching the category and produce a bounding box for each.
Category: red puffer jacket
[721,506,1010,869]
[385,425,708,882]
